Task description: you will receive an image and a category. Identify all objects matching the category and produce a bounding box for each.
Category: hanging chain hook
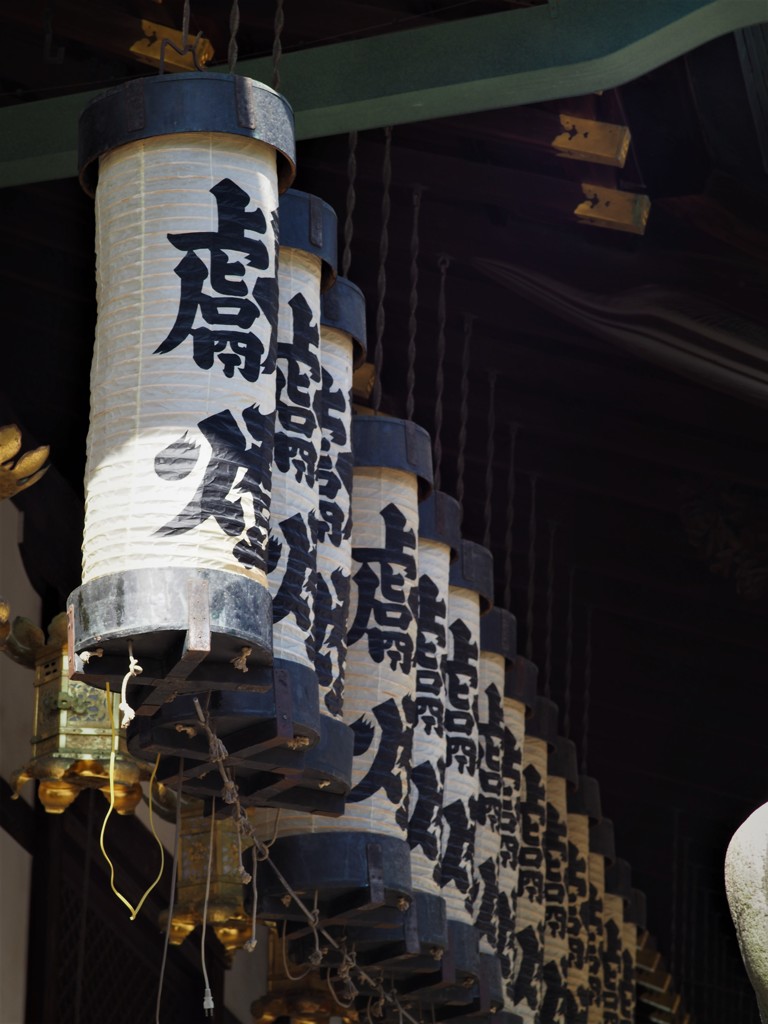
[342,130,358,278]
[158,0,206,75]
[433,254,451,491]
[271,0,284,90]
[372,126,393,414]
[405,186,423,421]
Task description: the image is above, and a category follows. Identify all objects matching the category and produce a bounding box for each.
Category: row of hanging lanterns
[2,49,690,1024]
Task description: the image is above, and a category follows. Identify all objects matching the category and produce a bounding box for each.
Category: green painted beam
[1,0,766,189]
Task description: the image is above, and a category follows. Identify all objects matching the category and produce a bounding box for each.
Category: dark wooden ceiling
[1,3,767,1021]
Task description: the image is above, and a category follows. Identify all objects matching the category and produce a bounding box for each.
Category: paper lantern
[269,189,336,694]
[11,613,142,814]
[604,859,632,1024]
[621,889,643,1024]
[512,693,557,1024]
[475,607,518,955]
[260,416,431,841]
[587,817,616,1024]
[408,490,461,895]
[499,656,537,1010]
[166,799,253,956]
[440,540,494,927]
[70,72,295,687]
[315,277,367,719]
[542,736,578,1024]
[566,776,603,1024]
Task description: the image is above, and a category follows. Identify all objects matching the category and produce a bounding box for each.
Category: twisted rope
[433,255,450,490]
[580,605,593,773]
[341,131,358,278]
[405,186,423,421]
[525,475,538,661]
[456,314,474,515]
[563,567,574,738]
[544,521,557,700]
[372,126,393,414]
[228,0,240,74]
[503,424,519,610]
[271,0,284,90]
[483,370,497,551]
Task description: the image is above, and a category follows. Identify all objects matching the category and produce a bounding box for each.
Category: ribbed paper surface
[566,811,591,1024]
[512,734,548,1024]
[619,921,636,1024]
[500,695,526,1009]
[408,537,450,894]
[602,892,624,1024]
[587,852,606,1024]
[475,649,505,953]
[440,585,481,924]
[85,133,279,585]
[542,774,570,1024]
[268,248,323,668]
[315,325,354,717]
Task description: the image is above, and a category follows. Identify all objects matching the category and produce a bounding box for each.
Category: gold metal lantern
[10,613,143,814]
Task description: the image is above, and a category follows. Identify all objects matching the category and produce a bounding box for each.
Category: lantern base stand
[305,890,448,973]
[395,919,479,1005]
[435,954,504,1021]
[257,831,412,934]
[68,567,272,694]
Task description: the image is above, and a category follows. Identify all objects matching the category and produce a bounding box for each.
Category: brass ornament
[163,799,254,957]
[0,423,49,500]
[10,612,144,814]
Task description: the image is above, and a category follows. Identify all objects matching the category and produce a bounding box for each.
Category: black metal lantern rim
[331,890,448,972]
[567,773,602,821]
[480,607,517,661]
[78,72,297,197]
[419,489,461,560]
[590,816,617,864]
[351,414,433,500]
[504,656,537,714]
[526,695,558,748]
[605,856,633,904]
[549,735,579,788]
[449,539,494,614]
[321,275,367,367]
[68,566,272,691]
[280,188,338,291]
[628,887,647,929]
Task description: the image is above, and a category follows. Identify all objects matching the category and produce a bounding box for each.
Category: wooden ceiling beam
[2,0,766,188]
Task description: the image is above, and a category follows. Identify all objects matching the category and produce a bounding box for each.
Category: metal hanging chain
[227,0,241,75]
[482,370,497,551]
[342,130,358,278]
[159,0,205,74]
[456,313,474,516]
[503,424,519,610]
[271,0,284,90]
[543,520,557,700]
[525,475,538,661]
[580,604,593,773]
[563,567,575,738]
[372,126,393,414]
[433,254,450,491]
[405,186,423,421]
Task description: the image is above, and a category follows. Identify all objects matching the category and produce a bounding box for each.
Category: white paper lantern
[408,491,460,895]
[542,737,578,1024]
[315,278,366,719]
[604,858,632,1024]
[440,540,493,926]
[512,692,556,1024]
[71,73,295,672]
[268,190,336,685]
[620,889,642,1024]
[587,818,616,1024]
[566,775,602,1024]
[268,416,432,841]
[500,656,537,1010]
[475,608,517,955]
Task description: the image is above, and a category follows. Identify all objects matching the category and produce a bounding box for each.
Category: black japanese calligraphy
[267,510,318,661]
[348,695,415,831]
[156,179,276,382]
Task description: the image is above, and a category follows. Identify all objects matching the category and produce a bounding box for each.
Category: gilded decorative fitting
[0,423,49,500]
[251,927,359,1024]
[10,613,143,814]
[163,800,254,957]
